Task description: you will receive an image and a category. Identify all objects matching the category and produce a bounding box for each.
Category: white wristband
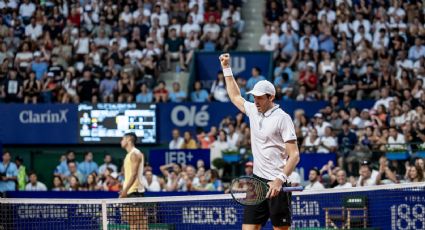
[276,173,288,183]
[222,67,233,77]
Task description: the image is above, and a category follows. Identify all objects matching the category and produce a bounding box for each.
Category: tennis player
[219,53,300,230]
[119,132,146,229]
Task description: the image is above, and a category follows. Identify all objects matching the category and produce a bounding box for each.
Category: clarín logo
[19,110,69,123]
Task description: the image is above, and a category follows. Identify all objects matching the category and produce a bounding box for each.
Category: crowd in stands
[0,0,243,104]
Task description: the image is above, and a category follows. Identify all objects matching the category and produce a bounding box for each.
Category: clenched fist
[219,53,230,69]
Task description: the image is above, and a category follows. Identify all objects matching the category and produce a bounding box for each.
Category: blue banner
[195,52,273,89]
[297,153,337,181]
[0,104,78,144]
[6,186,425,229]
[149,149,211,175]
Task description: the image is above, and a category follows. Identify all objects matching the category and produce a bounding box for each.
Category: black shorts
[243,175,292,227]
[127,192,144,198]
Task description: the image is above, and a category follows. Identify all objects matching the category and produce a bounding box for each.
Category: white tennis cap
[247,80,276,96]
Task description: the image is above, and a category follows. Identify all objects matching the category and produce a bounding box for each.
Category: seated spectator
[305,168,324,190]
[25,172,47,191]
[78,152,99,182]
[1,69,23,103]
[210,71,229,102]
[99,70,117,103]
[65,161,84,185]
[169,82,187,103]
[82,173,101,191]
[217,26,237,52]
[153,81,169,103]
[333,169,353,188]
[227,123,240,150]
[77,70,98,103]
[337,120,358,164]
[317,127,338,153]
[142,170,161,192]
[165,28,184,71]
[207,169,223,191]
[60,70,79,103]
[66,175,81,191]
[23,71,41,104]
[169,128,184,149]
[136,83,153,103]
[191,80,210,102]
[405,164,425,183]
[52,175,65,191]
[31,51,48,80]
[210,129,229,166]
[356,161,379,187]
[301,128,320,153]
[99,154,118,175]
[192,175,215,191]
[313,113,331,137]
[197,126,217,149]
[117,72,134,103]
[181,131,197,149]
[0,151,18,192]
[387,127,406,150]
[184,31,200,67]
[376,156,398,185]
[200,32,217,52]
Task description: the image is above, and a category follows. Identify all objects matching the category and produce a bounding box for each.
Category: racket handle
[281,186,304,192]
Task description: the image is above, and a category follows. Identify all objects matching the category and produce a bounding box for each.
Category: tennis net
[0,183,424,229]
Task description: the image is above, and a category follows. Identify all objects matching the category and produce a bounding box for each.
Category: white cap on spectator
[34,51,41,57]
[111,172,119,179]
[47,72,54,77]
[314,113,323,118]
[84,5,92,12]
[307,61,316,70]
[247,80,276,96]
[362,108,369,113]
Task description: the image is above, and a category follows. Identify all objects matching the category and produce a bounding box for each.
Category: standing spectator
[169,82,187,103]
[78,152,99,182]
[99,154,118,175]
[305,168,325,190]
[15,156,27,191]
[169,128,184,149]
[191,80,210,102]
[99,70,117,103]
[25,172,47,191]
[0,151,18,192]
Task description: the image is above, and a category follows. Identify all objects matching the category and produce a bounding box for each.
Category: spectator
[210,129,229,165]
[373,88,394,110]
[334,169,353,188]
[31,51,48,80]
[246,67,266,97]
[305,168,324,190]
[357,64,379,100]
[313,113,332,137]
[52,176,65,191]
[99,70,117,103]
[259,25,279,53]
[376,156,398,185]
[153,80,169,103]
[66,175,81,191]
[227,123,240,150]
[181,131,197,149]
[98,154,118,175]
[387,127,406,150]
[0,151,18,192]
[357,161,379,187]
[136,83,153,103]
[117,72,135,103]
[191,80,210,102]
[165,28,184,71]
[65,161,84,185]
[15,156,27,191]
[207,169,223,191]
[77,70,98,103]
[169,82,187,103]
[25,17,43,41]
[1,69,23,103]
[301,128,320,153]
[211,71,230,102]
[25,172,47,191]
[337,120,358,165]
[244,161,253,177]
[169,128,184,149]
[317,127,338,153]
[184,31,200,67]
[405,164,424,183]
[142,170,161,192]
[78,152,99,181]
[19,0,36,23]
[60,70,79,103]
[82,173,101,191]
[23,71,41,104]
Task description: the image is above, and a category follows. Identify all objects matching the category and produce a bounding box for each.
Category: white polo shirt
[244,101,297,180]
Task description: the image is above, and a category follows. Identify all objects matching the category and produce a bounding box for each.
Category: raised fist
[219,53,230,68]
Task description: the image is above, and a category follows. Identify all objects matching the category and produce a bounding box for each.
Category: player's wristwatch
[276,173,288,183]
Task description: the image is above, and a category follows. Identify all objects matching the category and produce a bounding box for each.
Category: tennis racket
[229,176,303,206]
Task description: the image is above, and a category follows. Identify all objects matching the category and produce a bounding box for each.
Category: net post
[101,200,108,230]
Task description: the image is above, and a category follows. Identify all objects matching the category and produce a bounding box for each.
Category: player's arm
[219,53,246,113]
[120,152,141,198]
[282,140,300,179]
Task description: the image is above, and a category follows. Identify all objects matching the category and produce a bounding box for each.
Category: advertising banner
[0,104,78,144]
[149,149,211,175]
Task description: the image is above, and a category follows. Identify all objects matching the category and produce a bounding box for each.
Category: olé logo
[232,56,246,75]
[171,105,209,127]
